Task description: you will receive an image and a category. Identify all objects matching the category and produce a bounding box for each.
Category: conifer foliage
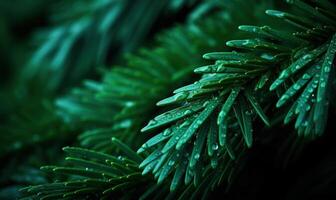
[139,0,336,189]
[1,0,336,199]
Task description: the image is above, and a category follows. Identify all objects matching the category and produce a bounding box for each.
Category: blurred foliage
[0,0,202,199]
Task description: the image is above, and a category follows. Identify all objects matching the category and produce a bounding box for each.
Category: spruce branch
[55,0,263,151]
[18,0,274,199]
[139,0,336,191]
[17,0,336,199]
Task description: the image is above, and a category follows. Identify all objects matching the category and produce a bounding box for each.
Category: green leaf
[137,127,174,153]
[315,34,336,118]
[270,44,327,91]
[245,90,270,126]
[276,65,317,108]
[170,162,187,191]
[176,98,220,150]
[217,88,240,125]
[189,126,208,168]
[226,39,290,52]
[161,121,191,153]
[111,137,142,163]
[207,120,218,157]
[265,9,314,29]
[141,101,204,132]
[233,97,253,147]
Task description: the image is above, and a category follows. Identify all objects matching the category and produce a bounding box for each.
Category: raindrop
[168,160,175,166]
[203,101,210,107]
[194,154,200,160]
[242,40,249,45]
[148,120,157,126]
[306,105,311,111]
[302,54,312,60]
[174,92,188,101]
[125,101,135,107]
[302,74,310,79]
[184,110,192,115]
[324,67,330,73]
[163,129,171,136]
[293,84,300,90]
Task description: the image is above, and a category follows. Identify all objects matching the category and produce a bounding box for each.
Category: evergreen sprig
[19,140,153,200]
[55,0,268,152]
[19,1,273,199]
[17,0,336,199]
[139,0,336,189]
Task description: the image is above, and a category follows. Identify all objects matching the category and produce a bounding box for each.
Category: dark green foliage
[55,0,267,152]
[20,143,152,200]
[0,0,202,198]
[1,0,336,199]
[28,0,200,89]
[139,0,336,191]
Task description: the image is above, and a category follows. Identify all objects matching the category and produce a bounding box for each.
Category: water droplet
[184,110,192,115]
[306,105,311,111]
[320,82,326,88]
[261,53,274,61]
[302,74,310,80]
[293,84,300,90]
[194,154,200,160]
[119,119,132,128]
[168,160,175,166]
[149,120,157,126]
[203,101,209,107]
[125,101,135,107]
[302,54,312,60]
[175,92,188,101]
[163,129,171,136]
[212,144,219,150]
